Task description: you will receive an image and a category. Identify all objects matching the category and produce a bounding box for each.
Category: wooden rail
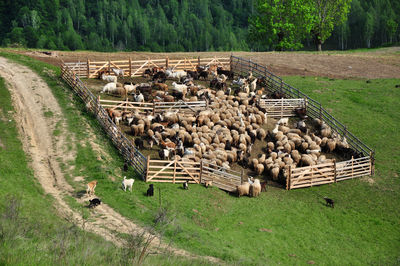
[287,156,372,189]
[60,63,147,178]
[258,98,307,118]
[98,97,206,114]
[145,158,242,192]
[66,57,230,78]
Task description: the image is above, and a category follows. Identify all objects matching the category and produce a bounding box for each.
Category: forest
[0,0,398,52]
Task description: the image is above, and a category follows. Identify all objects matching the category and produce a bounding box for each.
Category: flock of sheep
[94,65,353,197]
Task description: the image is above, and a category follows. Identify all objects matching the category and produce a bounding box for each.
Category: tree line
[0,0,398,52]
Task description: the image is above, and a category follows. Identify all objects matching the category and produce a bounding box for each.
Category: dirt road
[0,57,220,264]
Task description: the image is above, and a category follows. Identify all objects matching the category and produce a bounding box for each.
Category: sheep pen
[61,56,374,192]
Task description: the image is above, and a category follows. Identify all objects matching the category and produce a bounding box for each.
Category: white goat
[250,78,258,92]
[101,73,117,83]
[124,83,139,94]
[134,92,144,102]
[167,70,187,79]
[122,176,135,192]
[172,82,188,96]
[112,68,125,77]
[277,117,289,126]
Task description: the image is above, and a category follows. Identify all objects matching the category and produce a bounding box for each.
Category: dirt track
[0,57,220,264]
[21,46,400,79]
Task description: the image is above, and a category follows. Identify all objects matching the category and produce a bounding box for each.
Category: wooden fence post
[370,151,374,176]
[129,57,132,77]
[87,58,90,78]
[286,166,291,190]
[241,169,245,184]
[145,155,150,182]
[199,160,203,184]
[108,59,111,75]
[173,158,177,184]
[198,56,201,68]
[166,56,169,69]
[281,98,284,118]
[333,159,337,183]
[229,54,232,71]
[351,156,354,178]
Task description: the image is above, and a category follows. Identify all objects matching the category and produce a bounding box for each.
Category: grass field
[1,51,399,264]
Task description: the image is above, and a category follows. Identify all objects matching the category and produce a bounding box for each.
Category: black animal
[187,70,199,80]
[147,184,154,197]
[225,140,232,150]
[324,197,334,208]
[123,162,128,172]
[89,198,101,208]
[143,68,153,77]
[295,107,308,119]
[216,67,234,80]
[198,71,208,80]
[152,71,166,81]
[134,138,144,150]
[172,90,184,100]
[183,180,189,190]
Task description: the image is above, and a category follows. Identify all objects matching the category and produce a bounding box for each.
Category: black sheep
[89,198,101,208]
[152,71,166,81]
[198,71,208,80]
[134,138,144,150]
[187,70,199,80]
[147,184,154,197]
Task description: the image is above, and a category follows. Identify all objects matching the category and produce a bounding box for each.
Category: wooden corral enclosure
[64,56,230,79]
[61,55,374,192]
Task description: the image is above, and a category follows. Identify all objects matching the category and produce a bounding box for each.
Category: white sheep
[122,176,135,192]
[101,82,117,94]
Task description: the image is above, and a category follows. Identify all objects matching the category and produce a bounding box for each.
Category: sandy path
[0,57,220,264]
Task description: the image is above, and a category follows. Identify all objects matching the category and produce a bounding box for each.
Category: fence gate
[146,158,201,184]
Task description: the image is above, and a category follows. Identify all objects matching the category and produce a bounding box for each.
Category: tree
[249,0,313,51]
[308,0,352,51]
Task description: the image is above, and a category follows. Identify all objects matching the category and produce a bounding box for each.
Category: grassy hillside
[1,51,399,264]
[0,54,211,265]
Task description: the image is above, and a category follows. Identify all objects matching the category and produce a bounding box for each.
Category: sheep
[250,78,258,92]
[172,82,188,97]
[101,73,117,83]
[250,179,261,197]
[271,167,280,181]
[167,70,187,79]
[121,176,135,192]
[237,182,250,197]
[86,180,98,196]
[301,154,315,166]
[134,138,144,150]
[256,128,266,140]
[134,92,144,102]
[321,123,332,138]
[183,180,189,190]
[101,82,117,94]
[255,163,264,175]
[112,68,124,77]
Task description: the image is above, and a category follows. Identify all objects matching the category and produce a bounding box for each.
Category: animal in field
[147,184,154,197]
[134,138,144,150]
[183,180,189,190]
[89,198,101,208]
[123,162,128,172]
[121,176,135,192]
[204,180,213,188]
[324,197,334,208]
[86,180,98,196]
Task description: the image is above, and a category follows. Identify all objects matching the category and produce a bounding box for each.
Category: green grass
[1,51,399,264]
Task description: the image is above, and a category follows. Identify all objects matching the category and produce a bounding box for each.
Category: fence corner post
[129,57,132,77]
[286,166,291,190]
[166,56,169,69]
[240,169,245,184]
[370,151,374,176]
[333,159,337,183]
[145,155,150,182]
[87,58,90,78]
[173,158,177,184]
[199,160,203,184]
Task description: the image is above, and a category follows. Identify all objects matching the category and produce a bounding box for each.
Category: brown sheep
[255,163,265,175]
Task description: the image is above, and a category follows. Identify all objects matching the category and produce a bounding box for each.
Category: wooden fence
[98,97,206,114]
[60,62,147,178]
[231,55,374,159]
[145,158,242,192]
[145,158,201,184]
[230,55,374,189]
[66,57,230,78]
[258,98,307,118]
[287,156,372,190]
[201,161,242,192]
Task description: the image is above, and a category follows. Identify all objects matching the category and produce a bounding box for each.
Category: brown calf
[86,180,98,196]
